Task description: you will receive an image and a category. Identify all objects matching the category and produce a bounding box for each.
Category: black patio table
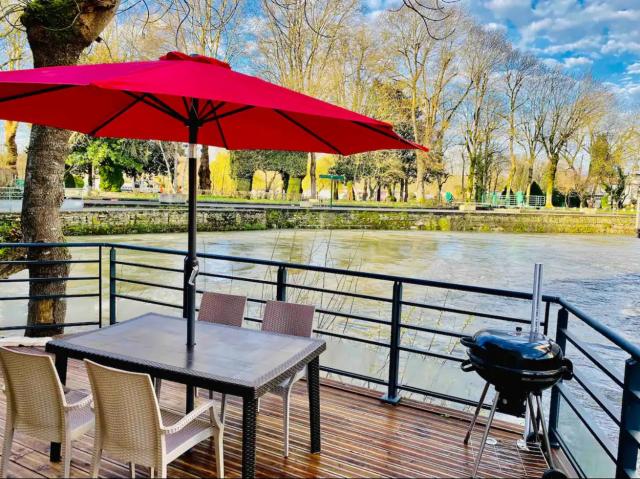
[45,312,326,478]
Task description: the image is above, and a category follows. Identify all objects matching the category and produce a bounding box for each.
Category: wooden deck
[0,350,553,478]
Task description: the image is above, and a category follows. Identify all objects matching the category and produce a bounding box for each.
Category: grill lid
[461,328,565,373]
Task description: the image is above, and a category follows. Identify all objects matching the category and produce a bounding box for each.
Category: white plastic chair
[85,359,224,478]
[0,347,94,478]
[261,300,315,457]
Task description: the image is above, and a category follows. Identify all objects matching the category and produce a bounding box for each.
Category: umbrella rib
[124,92,188,124]
[200,101,225,123]
[213,110,229,150]
[88,94,146,137]
[352,121,422,150]
[274,110,343,155]
[212,105,254,121]
[0,84,74,104]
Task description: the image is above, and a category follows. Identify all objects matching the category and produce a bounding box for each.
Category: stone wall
[0,207,636,237]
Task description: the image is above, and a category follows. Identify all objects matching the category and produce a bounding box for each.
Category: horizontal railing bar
[316,308,390,326]
[115,277,183,292]
[198,271,277,286]
[563,328,624,387]
[555,382,617,461]
[400,323,467,338]
[0,276,99,283]
[320,366,387,385]
[105,243,558,301]
[571,369,621,426]
[0,259,98,265]
[242,314,389,347]
[402,299,534,325]
[399,345,466,363]
[114,260,183,273]
[0,242,105,248]
[113,293,182,310]
[559,298,640,360]
[398,383,492,409]
[0,321,100,331]
[0,293,99,301]
[285,282,392,303]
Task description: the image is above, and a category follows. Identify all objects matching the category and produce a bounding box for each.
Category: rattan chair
[155,291,247,422]
[261,300,315,457]
[0,347,94,478]
[85,359,224,478]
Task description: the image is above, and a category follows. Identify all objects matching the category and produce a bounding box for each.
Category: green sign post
[319,174,346,207]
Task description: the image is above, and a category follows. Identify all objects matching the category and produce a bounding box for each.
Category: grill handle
[460,359,475,373]
[460,336,474,348]
[561,358,574,380]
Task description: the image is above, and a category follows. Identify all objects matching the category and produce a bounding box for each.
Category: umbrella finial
[160,51,231,69]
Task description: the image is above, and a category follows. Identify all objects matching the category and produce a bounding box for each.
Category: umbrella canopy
[0,51,426,349]
[0,51,424,154]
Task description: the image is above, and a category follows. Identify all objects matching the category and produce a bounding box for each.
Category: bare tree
[533,68,608,207]
[255,0,356,198]
[460,25,508,201]
[502,49,536,200]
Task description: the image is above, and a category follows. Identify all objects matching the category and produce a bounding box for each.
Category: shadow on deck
[0,350,553,478]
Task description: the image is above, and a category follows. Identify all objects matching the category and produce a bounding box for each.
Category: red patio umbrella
[0,51,426,348]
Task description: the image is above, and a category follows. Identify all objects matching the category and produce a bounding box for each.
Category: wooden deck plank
[0,350,552,478]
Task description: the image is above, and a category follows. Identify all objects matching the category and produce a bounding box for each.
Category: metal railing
[0,241,637,478]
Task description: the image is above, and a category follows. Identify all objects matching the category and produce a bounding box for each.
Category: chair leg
[220,393,227,423]
[90,444,102,478]
[159,462,167,479]
[1,423,14,478]
[257,397,261,413]
[283,388,292,457]
[62,437,72,479]
[154,378,162,398]
[213,427,225,478]
[149,467,154,478]
[129,462,136,478]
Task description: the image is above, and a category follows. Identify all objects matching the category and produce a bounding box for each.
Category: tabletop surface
[47,313,326,390]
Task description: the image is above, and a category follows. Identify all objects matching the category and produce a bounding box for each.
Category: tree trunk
[20,0,120,337]
[198,145,211,191]
[416,153,426,201]
[545,155,559,208]
[87,163,94,191]
[4,120,18,171]
[308,152,317,199]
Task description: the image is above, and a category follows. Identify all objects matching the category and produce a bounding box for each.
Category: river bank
[1,206,637,236]
[0,206,637,236]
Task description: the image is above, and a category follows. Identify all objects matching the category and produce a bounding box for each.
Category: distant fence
[481,191,546,208]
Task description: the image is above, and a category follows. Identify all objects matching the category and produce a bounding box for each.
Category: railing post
[549,306,568,447]
[109,247,117,325]
[616,358,640,479]
[381,281,402,405]
[98,245,103,327]
[276,266,287,302]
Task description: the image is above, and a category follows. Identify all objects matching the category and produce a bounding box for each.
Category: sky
[467,0,640,106]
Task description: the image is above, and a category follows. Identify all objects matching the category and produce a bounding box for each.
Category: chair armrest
[65,392,93,411]
[161,399,217,435]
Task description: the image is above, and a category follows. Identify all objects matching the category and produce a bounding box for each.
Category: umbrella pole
[184,124,199,349]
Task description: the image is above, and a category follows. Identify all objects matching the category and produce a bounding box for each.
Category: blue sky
[466,0,640,106]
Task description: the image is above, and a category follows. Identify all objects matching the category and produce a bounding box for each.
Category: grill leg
[464,382,490,445]
[527,394,538,440]
[535,393,557,470]
[472,389,500,479]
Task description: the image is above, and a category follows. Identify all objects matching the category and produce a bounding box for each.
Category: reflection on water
[0,230,637,476]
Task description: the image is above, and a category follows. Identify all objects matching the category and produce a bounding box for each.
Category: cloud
[627,63,640,75]
[483,22,507,33]
[563,56,593,68]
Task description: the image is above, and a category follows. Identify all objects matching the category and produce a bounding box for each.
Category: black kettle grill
[460,328,573,479]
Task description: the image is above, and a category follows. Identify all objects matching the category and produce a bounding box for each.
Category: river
[1,230,638,476]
